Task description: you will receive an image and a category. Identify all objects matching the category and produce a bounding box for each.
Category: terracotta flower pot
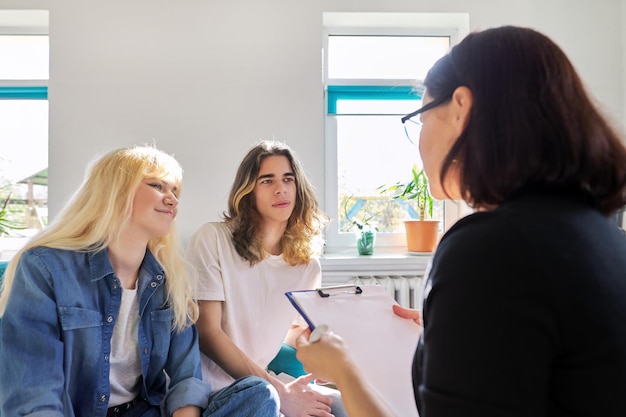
[403,219,439,252]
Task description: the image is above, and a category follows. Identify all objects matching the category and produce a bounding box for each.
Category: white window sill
[320,249,432,286]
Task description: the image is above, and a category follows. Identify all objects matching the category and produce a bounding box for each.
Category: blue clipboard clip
[317,284,363,298]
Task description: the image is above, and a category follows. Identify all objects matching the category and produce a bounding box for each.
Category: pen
[309,324,328,343]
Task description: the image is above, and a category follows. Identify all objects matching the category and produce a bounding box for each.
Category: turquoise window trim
[0,86,48,99]
[327,85,420,114]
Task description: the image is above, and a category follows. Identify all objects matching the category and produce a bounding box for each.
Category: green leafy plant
[342,195,379,232]
[0,194,25,236]
[378,165,433,221]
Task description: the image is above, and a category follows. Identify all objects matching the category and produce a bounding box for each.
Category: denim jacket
[0,247,211,417]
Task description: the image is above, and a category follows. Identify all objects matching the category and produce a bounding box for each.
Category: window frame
[322,14,469,252]
[0,12,49,237]
[0,15,49,96]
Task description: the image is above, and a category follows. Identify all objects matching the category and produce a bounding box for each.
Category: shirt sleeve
[163,323,212,416]
[310,257,322,289]
[294,258,322,326]
[185,223,226,302]
[0,252,66,417]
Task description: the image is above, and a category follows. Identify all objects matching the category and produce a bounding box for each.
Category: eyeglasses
[400,96,450,145]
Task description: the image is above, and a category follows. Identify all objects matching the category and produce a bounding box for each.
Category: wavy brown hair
[224,140,328,265]
[424,25,626,215]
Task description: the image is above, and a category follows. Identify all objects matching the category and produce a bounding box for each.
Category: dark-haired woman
[295,25,626,417]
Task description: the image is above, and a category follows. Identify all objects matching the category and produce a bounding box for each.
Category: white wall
[3,0,624,245]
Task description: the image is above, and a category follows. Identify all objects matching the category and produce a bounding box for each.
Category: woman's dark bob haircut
[425,25,626,215]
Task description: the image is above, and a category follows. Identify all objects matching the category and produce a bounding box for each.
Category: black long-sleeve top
[414,190,626,416]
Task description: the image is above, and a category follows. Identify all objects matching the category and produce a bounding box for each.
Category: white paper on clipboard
[286,284,421,417]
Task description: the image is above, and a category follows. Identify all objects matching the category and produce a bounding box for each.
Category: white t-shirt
[186,222,321,392]
[109,287,141,406]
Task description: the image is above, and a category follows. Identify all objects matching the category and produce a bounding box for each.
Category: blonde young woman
[0,145,279,417]
[186,140,346,417]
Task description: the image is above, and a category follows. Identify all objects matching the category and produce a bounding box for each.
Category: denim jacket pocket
[58,306,102,330]
[58,306,103,368]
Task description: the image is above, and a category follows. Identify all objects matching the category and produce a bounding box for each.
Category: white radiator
[348,275,424,309]
[320,253,431,309]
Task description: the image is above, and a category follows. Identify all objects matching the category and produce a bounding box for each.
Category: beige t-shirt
[186,222,321,392]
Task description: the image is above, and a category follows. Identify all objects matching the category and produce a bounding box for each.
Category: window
[0,11,49,239]
[323,13,469,251]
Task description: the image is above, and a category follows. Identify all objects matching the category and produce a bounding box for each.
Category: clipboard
[286,284,420,417]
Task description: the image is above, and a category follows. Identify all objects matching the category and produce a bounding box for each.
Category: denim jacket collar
[87,248,165,283]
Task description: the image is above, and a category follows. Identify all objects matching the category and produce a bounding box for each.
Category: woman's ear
[451,86,473,132]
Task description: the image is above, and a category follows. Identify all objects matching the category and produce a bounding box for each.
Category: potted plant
[351,217,378,256]
[342,196,378,255]
[378,166,439,252]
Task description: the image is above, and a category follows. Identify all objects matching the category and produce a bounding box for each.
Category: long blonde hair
[0,145,198,330]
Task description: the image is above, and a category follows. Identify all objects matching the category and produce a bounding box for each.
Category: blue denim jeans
[116,376,279,417]
[203,376,279,417]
